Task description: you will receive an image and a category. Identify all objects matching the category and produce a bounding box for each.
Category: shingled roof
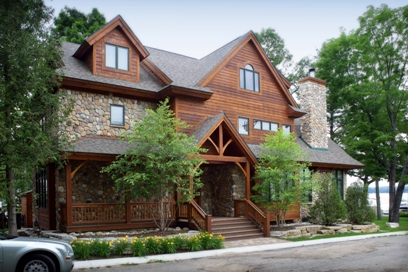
[61,31,247,95]
[247,119,363,169]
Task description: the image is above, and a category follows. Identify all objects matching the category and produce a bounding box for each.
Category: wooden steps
[211,217,264,241]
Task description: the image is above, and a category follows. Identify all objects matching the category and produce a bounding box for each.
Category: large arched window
[240,64,260,92]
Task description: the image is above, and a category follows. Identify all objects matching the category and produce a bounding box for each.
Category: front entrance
[198,164,245,217]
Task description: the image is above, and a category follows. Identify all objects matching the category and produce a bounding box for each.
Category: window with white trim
[240,64,260,92]
[105,43,129,71]
[254,120,279,132]
[333,170,344,200]
[238,117,249,135]
[282,124,291,134]
[110,104,124,126]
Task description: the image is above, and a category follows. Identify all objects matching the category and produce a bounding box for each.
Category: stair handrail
[190,199,212,232]
[244,198,270,237]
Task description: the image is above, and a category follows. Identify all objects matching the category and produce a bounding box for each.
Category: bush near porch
[70,231,224,260]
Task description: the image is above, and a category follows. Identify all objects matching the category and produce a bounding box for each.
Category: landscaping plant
[309,173,347,225]
[345,182,375,224]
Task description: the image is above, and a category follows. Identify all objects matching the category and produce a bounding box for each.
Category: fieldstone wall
[61,90,156,141]
[56,161,117,204]
[298,78,328,149]
[200,164,245,217]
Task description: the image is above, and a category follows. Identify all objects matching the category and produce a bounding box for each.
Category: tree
[315,4,408,223]
[345,182,375,224]
[309,173,347,226]
[254,28,293,75]
[52,6,106,44]
[0,0,71,235]
[101,98,206,231]
[251,129,312,227]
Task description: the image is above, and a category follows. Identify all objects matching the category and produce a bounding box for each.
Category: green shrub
[89,239,111,258]
[309,173,347,225]
[111,237,130,255]
[71,232,225,260]
[130,238,146,257]
[345,182,375,224]
[70,239,91,259]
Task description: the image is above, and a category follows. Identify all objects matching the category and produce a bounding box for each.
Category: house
[33,15,362,237]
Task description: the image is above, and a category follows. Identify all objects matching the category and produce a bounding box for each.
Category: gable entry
[194,115,257,217]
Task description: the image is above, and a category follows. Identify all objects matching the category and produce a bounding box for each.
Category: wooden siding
[94,28,140,82]
[176,42,294,145]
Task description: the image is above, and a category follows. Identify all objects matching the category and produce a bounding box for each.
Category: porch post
[65,162,72,228]
[245,161,250,200]
[126,199,131,224]
[264,212,271,237]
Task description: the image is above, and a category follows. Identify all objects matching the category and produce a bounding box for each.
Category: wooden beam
[219,125,223,156]
[200,154,247,163]
[69,153,116,162]
[65,163,72,227]
[245,162,251,200]
[71,161,88,179]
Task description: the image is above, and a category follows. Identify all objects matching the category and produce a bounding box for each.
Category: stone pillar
[298,72,328,149]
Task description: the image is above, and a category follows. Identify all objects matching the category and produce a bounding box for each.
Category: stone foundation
[200,164,245,216]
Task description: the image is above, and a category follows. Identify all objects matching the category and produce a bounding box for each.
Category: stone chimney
[298,68,328,150]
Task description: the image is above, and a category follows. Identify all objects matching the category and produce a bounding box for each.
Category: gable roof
[74,15,149,60]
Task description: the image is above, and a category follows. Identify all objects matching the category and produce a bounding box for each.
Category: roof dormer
[73,15,149,83]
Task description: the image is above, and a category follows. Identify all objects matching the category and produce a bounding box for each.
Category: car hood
[14,236,71,246]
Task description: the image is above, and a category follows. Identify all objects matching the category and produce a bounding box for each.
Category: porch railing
[178,200,212,232]
[244,198,270,237]
[61,202,177,226]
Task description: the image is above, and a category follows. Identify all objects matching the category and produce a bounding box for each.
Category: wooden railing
[244,198,270,237]
[177,200,211,232]
[190,200,212,232]
[72,203,126,225]
[62,202,177,226]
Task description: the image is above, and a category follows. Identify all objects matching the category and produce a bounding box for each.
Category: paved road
[75,235,408,272]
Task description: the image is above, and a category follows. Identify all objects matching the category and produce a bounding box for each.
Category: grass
[287,216,408,242]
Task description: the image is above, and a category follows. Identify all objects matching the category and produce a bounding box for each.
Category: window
[238,117,249,135]
[105,44,129,71]
[111,104,124,126]
[333,170,344,200]
[254,120,279,132]
[282,124,291,134]
[301,169,313,202]
[36,169,47,209]
[240,64,260,92]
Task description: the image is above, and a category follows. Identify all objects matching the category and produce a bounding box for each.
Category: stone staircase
[212,217,264,241]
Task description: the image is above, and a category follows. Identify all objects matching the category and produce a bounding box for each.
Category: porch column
[245,161,250,200]
[65,162,72,227]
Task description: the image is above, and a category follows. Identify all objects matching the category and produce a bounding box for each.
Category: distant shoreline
[367,186,408,194]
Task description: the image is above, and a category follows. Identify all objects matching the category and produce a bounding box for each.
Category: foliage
[52,6,106,43]
[345,182,376,224]
[70,232,225,259]
[254,28,293,74]
[251,129,312,227]
[309,173,347,226]
[0,0,72,236]
[315,4,408,223]
[111,237,130,256]
[102,98,207,231]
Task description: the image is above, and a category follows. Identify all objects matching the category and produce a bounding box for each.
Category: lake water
[368,192,408,214]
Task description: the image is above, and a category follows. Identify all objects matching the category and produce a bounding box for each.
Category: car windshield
[0,232,15,240]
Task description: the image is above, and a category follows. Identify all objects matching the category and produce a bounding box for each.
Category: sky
[44,0,406,63]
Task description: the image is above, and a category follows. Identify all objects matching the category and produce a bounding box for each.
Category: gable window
[282,124,291,134]
[254,120,279,132]
[105,44,129,71]
[240,64,260,92]
[111,104,124,126]
[333,170,344,200]
[238,117,249,135]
